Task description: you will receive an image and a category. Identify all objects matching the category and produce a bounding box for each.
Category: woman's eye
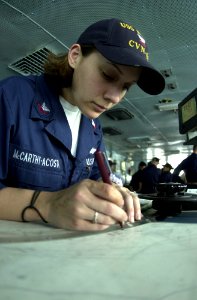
[102,72,114,81]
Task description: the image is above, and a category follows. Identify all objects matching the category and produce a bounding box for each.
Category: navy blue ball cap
[77,18,165,95]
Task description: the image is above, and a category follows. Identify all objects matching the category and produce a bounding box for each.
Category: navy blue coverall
[172,153,197,183]
[139,164,161,194]
[0,75,105,191]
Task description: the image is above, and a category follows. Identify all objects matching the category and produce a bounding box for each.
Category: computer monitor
[178,87,197,134]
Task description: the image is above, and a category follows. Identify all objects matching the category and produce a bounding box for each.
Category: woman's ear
[68,44,82,69]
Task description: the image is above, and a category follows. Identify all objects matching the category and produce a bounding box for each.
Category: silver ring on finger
[92,211,99,224]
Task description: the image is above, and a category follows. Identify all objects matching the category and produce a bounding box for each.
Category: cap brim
[95,44,165,95]
[138,67,165,95]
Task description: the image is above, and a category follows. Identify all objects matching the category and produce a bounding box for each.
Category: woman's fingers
[80,180,142,225]
[72,199,120,226]
[88,180,125,207]
[48,179,142,231]
[114,186,142,223]
[124,191,142,223]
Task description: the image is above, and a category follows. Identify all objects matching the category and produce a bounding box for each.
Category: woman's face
[63,44,141,119]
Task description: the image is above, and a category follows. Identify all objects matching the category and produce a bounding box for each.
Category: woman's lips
[92,102,107,113]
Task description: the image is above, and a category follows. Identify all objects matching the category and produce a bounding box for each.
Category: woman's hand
[40,179,142,231]
[114,185,142,223]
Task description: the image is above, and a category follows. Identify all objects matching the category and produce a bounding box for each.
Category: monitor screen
[178,88,197,134]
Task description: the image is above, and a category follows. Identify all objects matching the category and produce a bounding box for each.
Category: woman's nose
[103,88,123,104]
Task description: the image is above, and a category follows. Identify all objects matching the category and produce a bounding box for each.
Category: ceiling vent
[102,127,122,135]
[105,108,134,120]
[8,47,51,75]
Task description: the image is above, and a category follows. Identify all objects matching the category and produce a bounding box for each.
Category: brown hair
[44,45,95,90]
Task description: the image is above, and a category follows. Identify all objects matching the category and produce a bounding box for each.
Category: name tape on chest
[13,149,60,169]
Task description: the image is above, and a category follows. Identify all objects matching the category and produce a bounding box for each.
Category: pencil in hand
[95,150,124,229]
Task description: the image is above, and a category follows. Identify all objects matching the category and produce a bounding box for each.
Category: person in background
[129,161,147,192]
[108,160,125,186]
[0,18,165,231]
[159,163,173,183]
[138,157,161,194]
[172,145,197,184]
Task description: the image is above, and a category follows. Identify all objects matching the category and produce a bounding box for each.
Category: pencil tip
[119,222,124,229]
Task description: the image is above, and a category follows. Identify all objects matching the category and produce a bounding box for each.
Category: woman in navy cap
[0,18,165,231]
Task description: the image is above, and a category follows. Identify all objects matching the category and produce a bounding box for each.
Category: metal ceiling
[1,0,197,163]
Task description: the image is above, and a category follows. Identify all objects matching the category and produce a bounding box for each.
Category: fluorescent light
[167,140,185,145]
[155,102,179,111]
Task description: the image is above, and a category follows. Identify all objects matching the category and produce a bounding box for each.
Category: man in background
[138,157,161,194]
[108,160,125,186]
[159,163,173,183]
[172,145,197,184]
[129,161,147,192]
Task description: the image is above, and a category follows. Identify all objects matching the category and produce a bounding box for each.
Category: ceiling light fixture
[155,102,179,111]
